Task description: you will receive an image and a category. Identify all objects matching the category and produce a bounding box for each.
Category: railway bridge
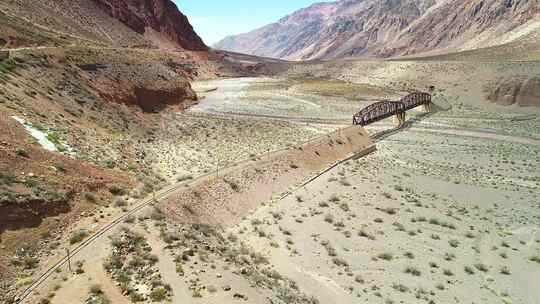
[353,92,433,127]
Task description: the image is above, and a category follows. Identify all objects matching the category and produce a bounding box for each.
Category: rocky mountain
[214,0,540,60]
[92,0,207,50]
[0,0,207,50]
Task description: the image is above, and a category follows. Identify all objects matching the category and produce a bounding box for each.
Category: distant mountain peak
[214,0,539,60]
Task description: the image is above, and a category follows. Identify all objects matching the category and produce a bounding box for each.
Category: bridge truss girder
[353,92,432,127]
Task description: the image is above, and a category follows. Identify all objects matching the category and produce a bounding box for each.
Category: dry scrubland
[3,47,540,304]
[23,57,540,304]
[231,130,540,304]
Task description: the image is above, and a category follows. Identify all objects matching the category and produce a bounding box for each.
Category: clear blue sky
[174,1,326,45]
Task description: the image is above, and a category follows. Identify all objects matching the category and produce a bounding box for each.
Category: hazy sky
[175,1,325,45]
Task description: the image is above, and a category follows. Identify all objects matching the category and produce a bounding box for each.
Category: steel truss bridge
[353,92,432,126]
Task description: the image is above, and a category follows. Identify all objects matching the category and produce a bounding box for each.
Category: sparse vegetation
[377,253,393,261]
[404,266,421,276]
[69,229,89,244]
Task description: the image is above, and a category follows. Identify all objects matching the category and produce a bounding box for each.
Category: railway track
[13,89,459,303]
[15,182,185,303]
[13,103,439,303]
[14,124,364,303]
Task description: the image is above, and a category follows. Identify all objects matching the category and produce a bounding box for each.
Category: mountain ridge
[214,0,540,60]
[0,0,207,51]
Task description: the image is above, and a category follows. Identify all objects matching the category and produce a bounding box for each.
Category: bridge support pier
[421,102,433,113]
[394,112,406,127]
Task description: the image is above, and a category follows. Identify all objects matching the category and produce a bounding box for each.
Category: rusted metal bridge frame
[353,92,432,127]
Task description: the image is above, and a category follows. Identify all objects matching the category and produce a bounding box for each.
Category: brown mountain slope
[0,0,207,50]
[214,0,540,60]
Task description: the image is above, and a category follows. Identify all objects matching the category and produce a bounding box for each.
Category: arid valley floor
[1,1,540,303]
[3,57,538,304]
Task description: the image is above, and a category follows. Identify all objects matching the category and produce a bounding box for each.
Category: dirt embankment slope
[0,46,210,297]
[161,126,374,225]
[0,108,134,281]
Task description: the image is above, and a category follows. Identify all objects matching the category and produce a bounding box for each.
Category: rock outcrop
[79,60,198,112]
[214,0,540,60]
[105,80,198,112]
[488,77,540,107]
[92,0,207,51]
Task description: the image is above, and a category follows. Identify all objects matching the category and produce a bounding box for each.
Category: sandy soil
[12,55,540,304]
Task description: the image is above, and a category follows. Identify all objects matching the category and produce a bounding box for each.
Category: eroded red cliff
[92,0,207,51]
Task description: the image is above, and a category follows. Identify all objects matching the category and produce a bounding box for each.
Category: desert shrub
[404,252,415,259]
[464,266,475,275]
[444,253,456,261]
[474,263,489,272]
[393,222,405,231]
[319,201,329,208]
[382,208,397,215]
[114,198,127,207]
[12,256,40,270]
[465,232,475,239]
[332,258,348,267]
[449,239,460,248]
[443,269,454,276]
[392,283,409,293]
[150,208,165,221]
[0,58,17,75]
[108,185,126,196]
[124,215,136,224]
[339,203,350,212]
[224,178,240,192]
[83,192,97,203]
[70,229,88,244]
[404,266,421,276]
[192,290,202,298]
[54,163,66,173]
[529,255,540,263]
[176,174,193,182]
[339,179,351,187]
[149,288,167,302]
[90,284,103,294]
[358,229,376,240]
[129,292,145,302]
[16,148,29,158]
[377,253,393,261]
[324,214,334,223]
[429,218,440,225]
[329,195,340,202]
[500,266,511,275]
[334,221,345,228]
